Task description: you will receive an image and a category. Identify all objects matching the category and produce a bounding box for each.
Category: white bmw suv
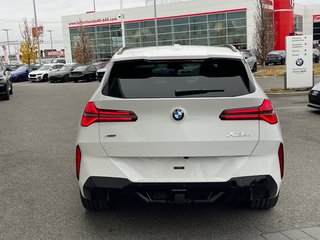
[29,63,64,82]
[76,45,284,211]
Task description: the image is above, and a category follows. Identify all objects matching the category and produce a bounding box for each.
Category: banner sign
[263,0,274,10]
[285,35,313,89]
[32,26,44,38]
[313,14,320,23]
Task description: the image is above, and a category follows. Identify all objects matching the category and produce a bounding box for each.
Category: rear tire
[9,84,13,95]
[248,195,279,210]
[3,87,10,100]
[80,192,110,211]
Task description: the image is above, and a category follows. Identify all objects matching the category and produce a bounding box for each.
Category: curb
[265,91,309,95]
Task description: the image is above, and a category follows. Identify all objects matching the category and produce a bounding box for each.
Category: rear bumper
[266,59,284,64]
[83,175,278,202]
[70,75,86,81]
[309,90,320,109]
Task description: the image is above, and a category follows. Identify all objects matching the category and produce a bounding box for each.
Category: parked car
[240,50,257,72]
[10,65,38,82]
[70,65,98,83]
[28,63,64,82]
[265,50,286,65]
[76,45,284,211]
[313,49,320,63]
[0,60,12,100]
[49,63,79,83]
[93,61,109,70]
[4,63,22,71]
[51,57,66,64]
[96,66,107,82]
[308,82,320,109]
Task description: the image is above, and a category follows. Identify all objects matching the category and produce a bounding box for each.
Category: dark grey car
[240,50,257,72]
[265,50,286,65]
[0,60,12,100]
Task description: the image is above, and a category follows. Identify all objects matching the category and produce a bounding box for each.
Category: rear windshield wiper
[175,89,225,97]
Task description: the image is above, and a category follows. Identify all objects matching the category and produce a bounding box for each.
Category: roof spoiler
[117,47,130,55]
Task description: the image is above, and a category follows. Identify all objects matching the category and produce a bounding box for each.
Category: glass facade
[294,15,303,33]
[69,10,247,60]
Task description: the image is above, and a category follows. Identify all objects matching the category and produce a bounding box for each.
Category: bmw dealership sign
[285,35,313,89]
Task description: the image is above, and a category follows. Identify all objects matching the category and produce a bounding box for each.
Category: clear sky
[0,0,318,53]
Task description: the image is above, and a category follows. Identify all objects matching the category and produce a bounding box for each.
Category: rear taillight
[278,143,284,179]
[81,102,138,127]
[76,145,81,180]
[219,99,278,124]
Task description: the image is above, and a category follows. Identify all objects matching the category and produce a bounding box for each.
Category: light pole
[2,29,11,64]
[32,0,41,63]
[153,0,158,47]
[120,0,126,47]
[93,0,96,12]
[47,30,54,57]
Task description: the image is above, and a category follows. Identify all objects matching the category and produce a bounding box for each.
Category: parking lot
[0,82,320,240]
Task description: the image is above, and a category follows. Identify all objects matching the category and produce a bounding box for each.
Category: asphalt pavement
[255,75,320,90]
[0,82,319,240]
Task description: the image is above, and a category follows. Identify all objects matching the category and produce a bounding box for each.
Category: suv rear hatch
[97,59,261,157]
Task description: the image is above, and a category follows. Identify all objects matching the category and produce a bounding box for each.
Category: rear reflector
[278,143,284,179]
[81,102,138,127]
[219,99,278,124]
[76,145,81,180]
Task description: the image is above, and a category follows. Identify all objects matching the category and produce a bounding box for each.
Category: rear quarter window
[102,59,255,98]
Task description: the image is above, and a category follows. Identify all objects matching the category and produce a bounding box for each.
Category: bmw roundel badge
[173,108,184,121]
[296,58,304,66]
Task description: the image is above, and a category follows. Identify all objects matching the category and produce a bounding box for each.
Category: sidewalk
[248,226,320,240]
[255,76,320,90]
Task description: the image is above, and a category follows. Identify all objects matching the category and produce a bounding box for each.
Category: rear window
[102,59,254,98]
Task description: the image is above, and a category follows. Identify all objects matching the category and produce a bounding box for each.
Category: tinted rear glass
[102,59,254,98]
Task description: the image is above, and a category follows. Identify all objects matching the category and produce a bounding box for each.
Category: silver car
[240,50,257,72]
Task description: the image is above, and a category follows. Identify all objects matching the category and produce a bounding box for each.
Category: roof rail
[117,47,129,55]
[222,44,238,52]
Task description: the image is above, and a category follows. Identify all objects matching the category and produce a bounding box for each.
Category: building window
[69,10,247,61]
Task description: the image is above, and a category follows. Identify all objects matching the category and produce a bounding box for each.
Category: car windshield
[74,66,88,71]
[103,59,254,98]
[59,66,72,71]
[241,52,251,58]
[14,65,28,72]
[38,65,51,70]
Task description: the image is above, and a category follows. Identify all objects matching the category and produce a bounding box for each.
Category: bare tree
[73,27,93,65]
[253,0,274,66]
[20,18,37,65]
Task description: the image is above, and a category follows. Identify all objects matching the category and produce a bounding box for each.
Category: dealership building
[61,0,320,63]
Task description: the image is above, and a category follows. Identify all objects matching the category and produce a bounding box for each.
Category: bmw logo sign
[173,108,184,121]
[296,58,304,66]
